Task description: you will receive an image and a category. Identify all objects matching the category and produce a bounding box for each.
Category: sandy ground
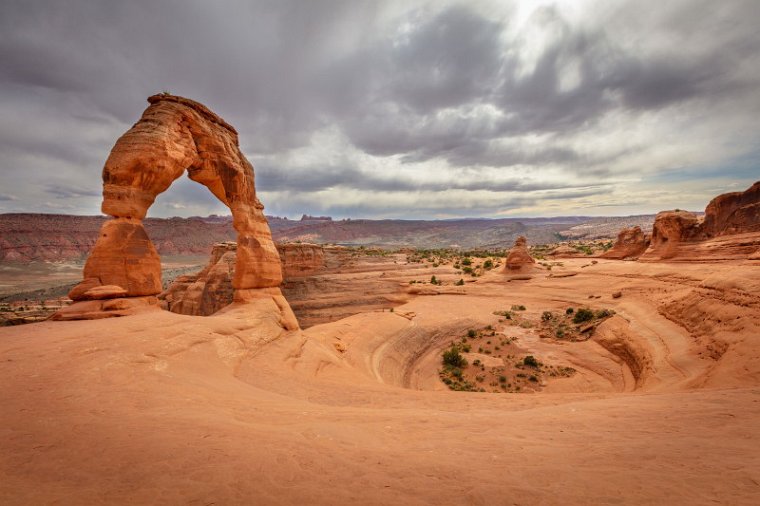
[1,257,759,505]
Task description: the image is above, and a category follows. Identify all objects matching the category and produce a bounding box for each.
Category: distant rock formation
[504,236,535,272]
[601,226,650,260]
[639,180,759,261]
[161,242,325,316]
[300,214,332,221]
[54,94,296,328]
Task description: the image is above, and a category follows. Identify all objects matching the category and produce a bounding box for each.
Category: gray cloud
[0,0,759,219]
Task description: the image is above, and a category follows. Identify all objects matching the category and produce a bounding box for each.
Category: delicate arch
[64,94,295,328]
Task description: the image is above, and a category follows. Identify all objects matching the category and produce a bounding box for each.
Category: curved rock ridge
[601,226,650,260]
[55,94,294,327]
[503,236,536,272]
[161,242,325,317]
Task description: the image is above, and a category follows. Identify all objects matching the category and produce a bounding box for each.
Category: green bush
[467,329,477,338]
[442,346,467,368]
[566,307,574,314]
[455,278,464,286]
[573,308,595,324]
[523,355,539,367]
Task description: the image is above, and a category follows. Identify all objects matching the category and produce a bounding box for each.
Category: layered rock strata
[161,242,325,317]
[54,94,295,328]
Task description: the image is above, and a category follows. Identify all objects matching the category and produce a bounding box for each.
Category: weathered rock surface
[601,226,650,260]
[57,94,294,327]
[504,236,535,272]
[642,210,701,260]
[161,242,325,317]
[701,181,760,237]
[278,243,325,277]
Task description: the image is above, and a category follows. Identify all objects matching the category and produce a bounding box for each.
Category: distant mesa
[503,236,536,273]
[300,214,332,221]
[53,94,297,329]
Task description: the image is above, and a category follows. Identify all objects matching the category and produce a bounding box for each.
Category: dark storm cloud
[1,0,759,218]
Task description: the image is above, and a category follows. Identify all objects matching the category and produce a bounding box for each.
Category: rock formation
[701,181,760,237]
[503,236,535,272]
[643,211,701,260]
[601,226,650,260]
[279,243,325,277]
[161,242,325,317]
[54,94,296,329]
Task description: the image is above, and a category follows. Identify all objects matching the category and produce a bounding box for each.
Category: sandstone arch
[57,94,297,328]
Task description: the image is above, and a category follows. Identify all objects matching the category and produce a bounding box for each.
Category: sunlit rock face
[54,95,295,328]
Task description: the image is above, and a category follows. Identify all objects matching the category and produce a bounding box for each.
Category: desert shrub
[483,259,493,269]
[596,309,614,318]
[467,329,477,338]
[461,257,472,266]
[499,375,507,383]
[442,346,467,368]
[529,375,538,383]
[523,355,539,367]
[556,328,565,338]
[430,275,439,285]
[511,304,526,311]
[566,307,574,314]
[462,266,473,274]
[541,311,554,321]
[455,278,464,286]
[573,308,595,323]
[462,344,471,353]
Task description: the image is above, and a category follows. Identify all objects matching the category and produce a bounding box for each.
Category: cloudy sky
[0,0,758,219]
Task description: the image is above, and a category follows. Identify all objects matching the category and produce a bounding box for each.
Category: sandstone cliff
[161,242,325,316]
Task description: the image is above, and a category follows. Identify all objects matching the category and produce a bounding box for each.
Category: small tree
[442,345,467,368]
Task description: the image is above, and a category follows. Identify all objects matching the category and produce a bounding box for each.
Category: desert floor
[1,257,759,505]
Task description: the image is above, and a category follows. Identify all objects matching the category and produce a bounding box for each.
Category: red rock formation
[161,242,325,317]
[643,211,700,260]
[601,226,650,260]
[701,181,760,237]
[503,236,535,272]
[55,94,295,328]
[279,243,325,277]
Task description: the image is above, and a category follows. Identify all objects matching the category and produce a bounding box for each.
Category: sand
[1,257,759,505]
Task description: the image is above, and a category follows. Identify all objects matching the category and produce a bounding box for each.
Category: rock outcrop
[701,181,760,237]
[278,243,326,277]
[643,211,701,260]
[161,242,325,317]
[601,226,650,260]
[54,94,296,328]
[503,236,535,272]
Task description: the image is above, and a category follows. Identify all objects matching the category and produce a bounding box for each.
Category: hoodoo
[53,94,297,329]
[503,236,536,272]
